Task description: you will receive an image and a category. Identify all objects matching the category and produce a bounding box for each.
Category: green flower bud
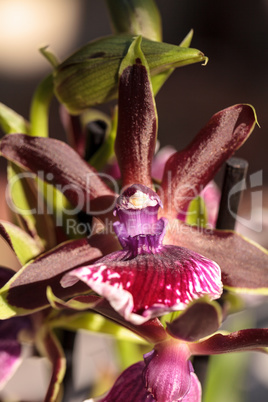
[105,0,162,41]
[53,34,207,114]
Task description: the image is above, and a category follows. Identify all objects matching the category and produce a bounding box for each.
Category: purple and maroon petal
[165,219,268,292]
[86,361,154,402]
[0,316,32,389]
[143,341,192,401]
[115,37,157,188]
[190,328,268,355]
[0,134,117,217]
[160,104,257,219]
[61,245,222,324]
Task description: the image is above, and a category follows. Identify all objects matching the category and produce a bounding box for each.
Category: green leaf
[0,103,29,135]
[39,46,59,68]
[0,221,41,265]
[186,195,208,227]
[29,74,54,137]
[151,29,195,95]
[180,29,194,48]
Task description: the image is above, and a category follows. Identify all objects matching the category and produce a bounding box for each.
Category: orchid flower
[1,2,267,402]
[83,299,268,402]
[0,37,267,326]
[60,183,222,324]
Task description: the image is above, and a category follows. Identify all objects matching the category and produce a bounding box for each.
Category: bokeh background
[0,1,267,401]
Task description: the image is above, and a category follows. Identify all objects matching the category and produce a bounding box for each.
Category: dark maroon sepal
[0,134,117,216]
[165,220,268,292]
[166,299,222,342]
[191,328,268,355]
[160,104,257,219]
[1,234,118,313]
[115,40,157,188]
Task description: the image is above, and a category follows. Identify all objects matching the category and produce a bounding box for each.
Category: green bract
[53,34,207,113]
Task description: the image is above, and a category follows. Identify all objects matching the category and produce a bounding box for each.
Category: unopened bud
[53,34,207,114]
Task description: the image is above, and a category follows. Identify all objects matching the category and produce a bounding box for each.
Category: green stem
[30,74,54,137]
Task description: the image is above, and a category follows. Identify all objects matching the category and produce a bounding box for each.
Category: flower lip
[114,184,162,214]
[113,184,164,241]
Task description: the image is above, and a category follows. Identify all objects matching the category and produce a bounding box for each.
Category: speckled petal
[61,245,222,324]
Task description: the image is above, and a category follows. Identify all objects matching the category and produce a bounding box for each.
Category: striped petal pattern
[61,244,222,324]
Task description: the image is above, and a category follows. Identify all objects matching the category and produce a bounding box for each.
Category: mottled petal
[160,104,257,219]
[61,245,222,324]
[165,219,268,293]
[144,341,192,401]
[86,362,154,402]
[115,37,157,188]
